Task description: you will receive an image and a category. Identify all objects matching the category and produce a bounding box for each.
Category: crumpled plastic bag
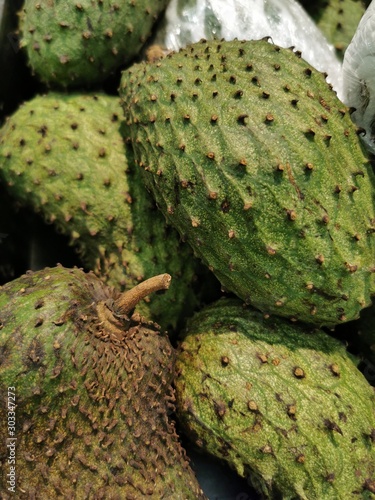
[342,1,375,154]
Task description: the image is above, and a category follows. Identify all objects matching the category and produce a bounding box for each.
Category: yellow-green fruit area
[120,38,375,327]
[175,298,375,499]
[19,0,169,87]
[0,92,206,331]
[0,266,206,498]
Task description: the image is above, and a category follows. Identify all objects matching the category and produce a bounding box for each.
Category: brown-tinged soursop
[0,92,209,331]
[0,265,206,499]
[18,0,169,88]
[119,38,375,327]
[174,297,375,499]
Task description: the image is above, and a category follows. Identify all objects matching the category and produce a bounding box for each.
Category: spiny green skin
[120,38,375,328]
[0,266,206,499]
[175,298,375,499]
[299,0,368,59]
[0,92,204,331]
[19,0,169,88]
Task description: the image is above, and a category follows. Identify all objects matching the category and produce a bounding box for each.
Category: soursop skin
[19,0,169,88]
[299,0,369,60]
[0,92,206,331]
[175,298,375,499]
[120,38,375,327]
[0,266,206,499]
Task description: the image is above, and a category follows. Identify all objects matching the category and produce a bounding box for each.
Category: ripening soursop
[120,38,375,327]
[18,0,169,88]
[0,266,206,498]
[175,298,375,499]
[0,92,208,331]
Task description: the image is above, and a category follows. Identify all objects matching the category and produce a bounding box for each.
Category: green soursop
[0,92,206,331]
[120,38,375,327]
[299,0,369,59]
[0,266,206,498]
[19,0,169,88]
[175,298,375,499]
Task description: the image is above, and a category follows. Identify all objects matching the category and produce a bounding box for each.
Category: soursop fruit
[120,38,375,327]
[18,0,169,88]
[0,266,206,498]
[0,92,207,331]
[299,0,369,60]
[175,298,375,499]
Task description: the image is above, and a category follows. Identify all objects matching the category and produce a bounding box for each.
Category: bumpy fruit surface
[299,0,369,59]
[0,266,206,498]
[0,92,204,331]
[175,298,375,499]
[19,0,169,88]
[120,38,375,327]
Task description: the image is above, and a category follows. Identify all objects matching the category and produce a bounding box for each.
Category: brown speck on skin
[287,404,297,419]
[34,317,44,327]
[329,363,340,376]
[315,254,325,265]
[237,114,248,125]
[293,367,305,379]
[214,401,226,419]
[266,245,276,255]
[364,479,375,493]
[287,209,297,221]
[247,400,258,412]
[221,356,230,367]
[324,419,343,435]
[260,444,273,454]
[296,454,305,463]
[345,262,358,273]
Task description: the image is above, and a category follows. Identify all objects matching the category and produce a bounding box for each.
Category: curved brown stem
[115,274,172,316]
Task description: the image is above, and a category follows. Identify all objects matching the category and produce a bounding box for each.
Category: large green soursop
[0,92,204,331]
[0,266,206,498]
[120,38,375,327]
[175,298,375,499]
[19,0,169,88]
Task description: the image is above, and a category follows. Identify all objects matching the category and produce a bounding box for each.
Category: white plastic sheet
[342,1,375,153]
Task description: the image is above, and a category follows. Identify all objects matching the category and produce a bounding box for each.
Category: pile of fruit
[0,1,374,498]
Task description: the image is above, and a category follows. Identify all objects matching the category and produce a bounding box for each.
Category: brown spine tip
[116,274,172,315]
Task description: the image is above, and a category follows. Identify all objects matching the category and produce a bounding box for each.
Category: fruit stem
[116,274,172,315]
